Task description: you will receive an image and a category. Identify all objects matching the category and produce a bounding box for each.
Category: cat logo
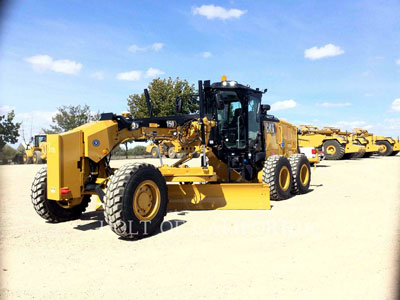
[265,122,276,135]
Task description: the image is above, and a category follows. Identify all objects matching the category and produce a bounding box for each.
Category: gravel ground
[0,155,399,299]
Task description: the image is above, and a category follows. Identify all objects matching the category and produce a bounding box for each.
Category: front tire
[168,147,176,159]
[33,151,42,164]
[31,167,90,222]
[376,140,393,156]
[151,147,159,158]
[390,150,399,156]
[289,154,311,194]
[104,163,168,239]
[262,155,293,200]
[323,140,345,160]
[24,153,32,164]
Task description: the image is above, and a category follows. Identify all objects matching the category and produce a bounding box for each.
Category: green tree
[111,141,131,158]
[111,146,125,156]
[0,110,21,149]
[129,145,146,156]
[0,144,17,164]
[127,77,198,118]
[43,104,100,133]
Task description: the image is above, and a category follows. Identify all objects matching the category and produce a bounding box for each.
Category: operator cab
[202,77,269,181]
[34,135,47,147]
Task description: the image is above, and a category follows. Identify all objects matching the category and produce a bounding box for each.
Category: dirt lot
[1,155,399,299]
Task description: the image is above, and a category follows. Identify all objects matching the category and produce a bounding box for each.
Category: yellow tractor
[30,78,311,239]
[374,135,400,156]
[23,134,47,164]
[350,128,384,158]
[298,125,365,160]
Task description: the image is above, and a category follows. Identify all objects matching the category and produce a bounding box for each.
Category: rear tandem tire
[104,163,168,239]
[31,167,91,222]
[323,140,345,160]
[262,155,293,200]
[289,154,311,194]
[390,150,399,156]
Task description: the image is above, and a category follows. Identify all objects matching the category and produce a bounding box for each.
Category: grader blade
[167,183,270,210]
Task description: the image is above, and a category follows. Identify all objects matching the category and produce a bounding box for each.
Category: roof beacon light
[221,75,227,82]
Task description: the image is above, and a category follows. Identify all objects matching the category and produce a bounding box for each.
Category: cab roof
[210,80,263,94]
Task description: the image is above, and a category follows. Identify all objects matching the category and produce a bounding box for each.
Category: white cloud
[90,72,104,80]
[304,44,344,60]
[192,5,247,20]
[128,42,164,53]
[202,51,212,58]
[391,98,400,112]
[271,99,297,111]
[383,118,400,130]
[15,110,56,142]
[16,111,54,125]
[1,106,55,137]
[0,105,15,115]
[319,102,352,108]
[145,67,165,78]
[151,43,164,51]
[350,119,400,137]
[128,45,144,53]
[330,120,371,131]
[25,55,82,74]
[395,59,400,65]
[116,70,142,81]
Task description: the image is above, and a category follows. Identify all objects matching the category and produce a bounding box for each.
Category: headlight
[222,81,228,86]
[229,80,237,86]
[131,122,139,129]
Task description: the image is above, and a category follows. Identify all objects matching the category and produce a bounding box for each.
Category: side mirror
[261,104,270,113]
[175,97,183,114]
[215,94,225,110]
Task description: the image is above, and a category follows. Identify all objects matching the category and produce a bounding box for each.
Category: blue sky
[0,0,399,143]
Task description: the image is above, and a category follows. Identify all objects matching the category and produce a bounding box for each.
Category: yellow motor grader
[298,125,365,160]
[23,134,47,164]
[30,78,311,239]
